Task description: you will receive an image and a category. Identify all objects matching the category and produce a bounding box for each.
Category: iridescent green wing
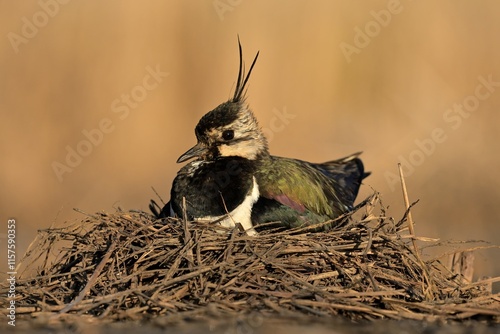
[255,156,348,217]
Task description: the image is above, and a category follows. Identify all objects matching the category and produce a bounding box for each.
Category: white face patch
[218,141,260,160]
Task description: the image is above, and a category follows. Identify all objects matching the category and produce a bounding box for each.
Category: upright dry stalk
[398,163,434,299]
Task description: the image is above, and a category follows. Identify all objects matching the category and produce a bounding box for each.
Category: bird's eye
[222,130,234,141]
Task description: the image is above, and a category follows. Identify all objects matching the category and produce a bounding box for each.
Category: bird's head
[177,41,269,163]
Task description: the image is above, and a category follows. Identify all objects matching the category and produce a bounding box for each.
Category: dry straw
[2,173,499,325]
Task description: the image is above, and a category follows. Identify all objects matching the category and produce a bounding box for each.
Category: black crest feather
[232,37,259,102]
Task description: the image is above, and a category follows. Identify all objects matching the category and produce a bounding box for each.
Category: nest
[4,192,500,326]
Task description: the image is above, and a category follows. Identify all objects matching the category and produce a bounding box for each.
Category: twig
[182,197,195,268]
[151,186,166,206]
[398,164,434,300]
[73,207,98,219]
[362,228,379,291]
[398,164,418,254]
[57,238,118,315]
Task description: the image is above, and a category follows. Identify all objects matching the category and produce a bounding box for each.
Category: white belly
[196,176,259,236]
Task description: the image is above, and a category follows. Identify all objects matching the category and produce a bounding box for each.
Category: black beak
[177,142,207,163]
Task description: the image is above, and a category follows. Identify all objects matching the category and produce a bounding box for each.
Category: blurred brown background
[1,1,499,287]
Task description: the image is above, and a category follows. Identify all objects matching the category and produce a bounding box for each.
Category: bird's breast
[170,157,257,220]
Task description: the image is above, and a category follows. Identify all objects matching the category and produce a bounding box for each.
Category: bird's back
[310,152,369,208]
[252,153,368,228]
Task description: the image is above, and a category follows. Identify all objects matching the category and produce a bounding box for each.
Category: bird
[150,39,369,234]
